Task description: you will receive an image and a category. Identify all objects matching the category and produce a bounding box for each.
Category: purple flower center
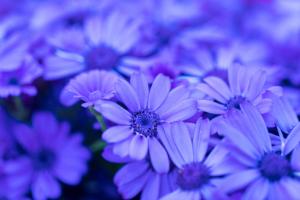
[176,162,210,190]
[33,149,56,170]
[85,45,119,70]
[259,153,291,182]
[131,109,160,137]
[226,96,245,109]
[8,78,19,85]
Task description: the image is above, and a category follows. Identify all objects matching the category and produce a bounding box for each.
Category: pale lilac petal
[43,56,84,80]
[84,16,102,46]
[113,136,133,157]
[193,119,210,162]
[149,138,169,173]
[198,100,226,114]
[117,169,151,199]
[156,85,189,115]
[204,76,232,100]
[245,70,267,101]
[116,78,140,112]
[243,178,269,200]
[95,101,131,125]
[158,125,185,167]
[216,121,259,159]
[218,170,259,193]
[228,64,241,96]
[171,122,193,165]
[240,103,272,153]
[102,126,132,143]
[291,145,300,170]
[148,74,171,110]
[141,173,160,200]
[114,161,149,186]
[197,83,227,103]
[130,73,149,108]
[284,123,300,155]
[129,135,148,160]
[161,99,197,122]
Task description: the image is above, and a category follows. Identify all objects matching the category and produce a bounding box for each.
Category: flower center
[33,149,56,170]
[131,109,160,137]
[259,152,291,182]
[226,96,245,110]
[85,45,119,70]
[176,162,210,191]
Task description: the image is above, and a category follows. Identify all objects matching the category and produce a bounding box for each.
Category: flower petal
[149,138,169,173]
[102,126,132,143]
[129,135,148,160]
[116,78,140,112]
[148,74,170,110]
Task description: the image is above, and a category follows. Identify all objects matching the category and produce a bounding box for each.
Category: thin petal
[193,119,210,162]
[243,178,269,200]
[161,99,197,122]
[198,100,226,114]
[102,126,132,143]
[141,173,160,200]
[95,101,131,125]
[149,138,169,173]
[148,74,170,110]
[116,78,140,112]
[204,76,232,100]
[284,123,300,155]
[129,135,148,160]
[130,73,149,108]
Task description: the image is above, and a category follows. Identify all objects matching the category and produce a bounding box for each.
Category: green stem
[13,96,28,121]
[89,107,107,132]
[88,107,107,153]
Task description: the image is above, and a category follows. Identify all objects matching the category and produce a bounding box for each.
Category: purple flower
[217,102,300,199]
[43,10,142,80]
[0,35,42,97]
[0,109,31,199]
[159,120,230,200]
[60,70,119,107]
[114,160,177,200]
[197,64,276,115]
[96,73,197,173]
[13,112,90,200]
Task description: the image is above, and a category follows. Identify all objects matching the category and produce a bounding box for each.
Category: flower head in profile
[44,10,142,80]
[13,112,90,200]
[197,64,277,115]
[96,73,197,173]
[60,70,119,107]
[217,102,300,199]
[159,120,229,200]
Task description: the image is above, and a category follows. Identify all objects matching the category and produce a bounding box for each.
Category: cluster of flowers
[1,0,300,199]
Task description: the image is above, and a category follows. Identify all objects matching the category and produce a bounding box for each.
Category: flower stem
[88,107,107,132]
[13,96,28,121]
[88,106,107,153]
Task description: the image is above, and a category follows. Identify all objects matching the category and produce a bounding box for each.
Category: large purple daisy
[217,102,300,199]
[96,73,197,173]
[13,112,90,200]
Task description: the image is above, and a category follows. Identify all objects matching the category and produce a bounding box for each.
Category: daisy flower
[159,120,231,200]
[217,102,300,199]
[43,10,142,80]
[60,70,119,107]
[197,64,277,115]
[13,112,90,200]
[96,73,197,173]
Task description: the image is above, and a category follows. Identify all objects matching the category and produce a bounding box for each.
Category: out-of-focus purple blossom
[60,70,119,107]
[43,10,142,80]
[96,73,197,173]
[13,112,90,200]
[0,34,42,97]
[217,102,300,199]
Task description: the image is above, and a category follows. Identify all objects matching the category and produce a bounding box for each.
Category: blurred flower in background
[0,0,300,199]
